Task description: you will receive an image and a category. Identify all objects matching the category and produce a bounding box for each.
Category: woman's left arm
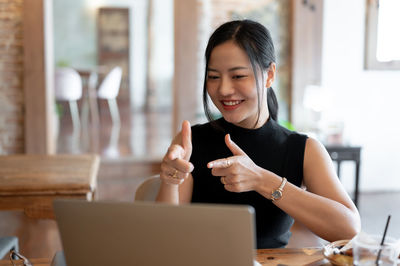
[209,135,361,242]
[270,137,361,241]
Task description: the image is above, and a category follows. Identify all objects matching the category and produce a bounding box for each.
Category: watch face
[272,190,282,199]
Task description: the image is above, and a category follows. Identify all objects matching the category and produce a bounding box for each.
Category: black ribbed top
[190,118,307,248]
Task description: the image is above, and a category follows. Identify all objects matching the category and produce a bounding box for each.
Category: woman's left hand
[207,134,264,193]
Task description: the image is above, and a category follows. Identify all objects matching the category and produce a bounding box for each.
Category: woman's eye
[207,75,219,80]
[233,75,246,79]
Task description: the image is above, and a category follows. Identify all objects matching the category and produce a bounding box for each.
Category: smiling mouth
[222,100,242,106]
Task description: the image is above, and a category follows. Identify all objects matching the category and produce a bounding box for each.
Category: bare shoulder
[303,137,337,190]
[304,137,332,165]
[305,137,327,155]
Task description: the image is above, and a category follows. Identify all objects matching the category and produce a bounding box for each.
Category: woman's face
[206,40,272,129]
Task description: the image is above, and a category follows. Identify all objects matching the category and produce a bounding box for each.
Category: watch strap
[271,177,287,202]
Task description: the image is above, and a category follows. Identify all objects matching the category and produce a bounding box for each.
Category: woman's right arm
[156,121,194,204]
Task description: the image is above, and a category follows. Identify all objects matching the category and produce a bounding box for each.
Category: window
[365,0,400,70]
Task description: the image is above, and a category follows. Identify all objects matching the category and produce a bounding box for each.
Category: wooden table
[0,154,100,219]
[0,248,331,265]
[256,248,329,265]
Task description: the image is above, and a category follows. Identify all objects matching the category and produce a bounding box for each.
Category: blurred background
[1,0,400,259]
[12,0,397,196]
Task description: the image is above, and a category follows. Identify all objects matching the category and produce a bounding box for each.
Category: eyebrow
[207,66,250,72]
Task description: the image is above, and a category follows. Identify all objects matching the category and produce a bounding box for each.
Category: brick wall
[0,0,24,154]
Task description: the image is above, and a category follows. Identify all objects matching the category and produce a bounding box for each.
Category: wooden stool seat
[0,154,100,219]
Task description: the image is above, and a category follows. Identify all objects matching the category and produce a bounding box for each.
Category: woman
[156,19,360,248]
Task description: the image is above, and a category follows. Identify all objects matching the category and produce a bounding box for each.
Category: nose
[218,76,234,96]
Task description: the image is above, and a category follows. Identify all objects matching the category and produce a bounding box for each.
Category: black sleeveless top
[190,118,307,248]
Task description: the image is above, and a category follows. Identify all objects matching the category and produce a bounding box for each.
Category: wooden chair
[134,175,161,202]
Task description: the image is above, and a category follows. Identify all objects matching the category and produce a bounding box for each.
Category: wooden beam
[23,0,55,154]
[173,0,202,134]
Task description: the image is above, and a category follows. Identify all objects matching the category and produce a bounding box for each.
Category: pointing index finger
[207,157,232,169]
[181,120,192,161]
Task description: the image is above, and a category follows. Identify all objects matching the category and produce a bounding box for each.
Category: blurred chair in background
[97,66,122,125]
[55,68,83,133]
[134,175,161,202]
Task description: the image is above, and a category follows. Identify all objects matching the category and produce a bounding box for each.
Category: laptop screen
[54,200,256,266]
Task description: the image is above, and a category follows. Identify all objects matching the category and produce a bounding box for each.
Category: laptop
[53,199,257,266]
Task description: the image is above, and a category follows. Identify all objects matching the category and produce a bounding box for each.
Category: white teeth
[223,100,241,106]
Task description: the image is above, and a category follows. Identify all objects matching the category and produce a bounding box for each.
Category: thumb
[225,134,245,156]
[181,120,192,161]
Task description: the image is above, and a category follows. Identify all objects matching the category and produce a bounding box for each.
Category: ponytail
[267,87,278,121]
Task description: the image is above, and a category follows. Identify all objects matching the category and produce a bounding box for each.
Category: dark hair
[202,19,279,125]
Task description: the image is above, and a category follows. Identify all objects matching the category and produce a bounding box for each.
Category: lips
[221,100,243,110]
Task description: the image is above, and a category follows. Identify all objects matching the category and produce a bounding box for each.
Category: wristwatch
[271,177,287,202]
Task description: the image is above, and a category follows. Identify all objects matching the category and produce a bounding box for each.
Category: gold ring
[221,177,226,185]
[171,169,179,179]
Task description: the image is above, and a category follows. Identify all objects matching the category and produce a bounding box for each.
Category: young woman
[156,19,360,248]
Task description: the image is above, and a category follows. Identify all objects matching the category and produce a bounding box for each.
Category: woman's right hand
[160,120,193,185]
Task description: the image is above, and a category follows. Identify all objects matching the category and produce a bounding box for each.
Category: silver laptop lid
[54,200,256,266]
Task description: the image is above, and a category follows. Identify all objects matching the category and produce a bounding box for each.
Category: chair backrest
[97,66,122,99]
[54,68,82,101]
[134,175,161,202]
